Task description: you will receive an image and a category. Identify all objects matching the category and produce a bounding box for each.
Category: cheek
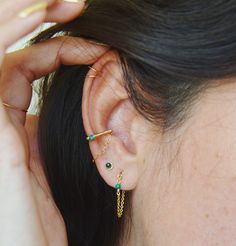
[157,173,236,245]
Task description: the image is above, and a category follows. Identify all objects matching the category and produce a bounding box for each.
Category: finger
[45,0,86,23]
[0,0,86,62]
[0,0,85,61]
[0,10,47,55]
[0,0,55,23]
[0,98,28,168]
[0,37,108,124]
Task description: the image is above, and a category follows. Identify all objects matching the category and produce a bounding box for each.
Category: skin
[127,81,236,246]
[82,53,236,245]
[2,1,236,245]
[0,0,108,245]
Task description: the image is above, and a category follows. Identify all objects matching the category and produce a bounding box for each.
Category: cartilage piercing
[87,130,113,141]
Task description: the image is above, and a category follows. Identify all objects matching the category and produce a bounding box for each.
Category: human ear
[82,51,141,190]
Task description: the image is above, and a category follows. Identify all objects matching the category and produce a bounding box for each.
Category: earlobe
[82,51,140,191]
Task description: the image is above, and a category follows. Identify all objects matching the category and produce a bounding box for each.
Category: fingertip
[45,0,85,23]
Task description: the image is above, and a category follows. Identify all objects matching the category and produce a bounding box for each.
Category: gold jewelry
[87,66,99,79]
[116,171,125,218]
[3,102,28,113]
[87,40,109,47]
[93,133,112,162]
[18,2,48,18]
[88,75,97,78]
[62,0,86,3]
[87,129,112,141]
[88,66,98,73]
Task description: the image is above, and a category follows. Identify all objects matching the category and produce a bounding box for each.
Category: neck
[123,81,236,245]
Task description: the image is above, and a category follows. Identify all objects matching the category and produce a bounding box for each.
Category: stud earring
[116,171,125,218]
[105,162,113,170]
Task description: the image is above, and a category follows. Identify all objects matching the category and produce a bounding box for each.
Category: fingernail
[62,0,86,3]
[18,1,48,18]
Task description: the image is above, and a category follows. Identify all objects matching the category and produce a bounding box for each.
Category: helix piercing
[88,66,98,73]
[88,66,99,79]
[88,75,97,78]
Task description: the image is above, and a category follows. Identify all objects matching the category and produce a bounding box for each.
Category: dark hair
[31,0,236,245]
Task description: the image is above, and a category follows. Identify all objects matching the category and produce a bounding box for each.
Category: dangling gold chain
[116,171,125,218]
[93,133,112,162]
[117,189,125,218]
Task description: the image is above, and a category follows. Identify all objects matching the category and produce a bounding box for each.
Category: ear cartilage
[86,130,113,141]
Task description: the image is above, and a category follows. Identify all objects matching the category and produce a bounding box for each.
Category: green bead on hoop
[88,135,95,141]
[86,129,113,141]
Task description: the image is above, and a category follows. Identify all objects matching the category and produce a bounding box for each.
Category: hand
[0,0,86,63]
[0,0,108,245]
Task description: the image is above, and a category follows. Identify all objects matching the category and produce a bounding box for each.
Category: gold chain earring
[86,130,113,162]
[115,171,126,218]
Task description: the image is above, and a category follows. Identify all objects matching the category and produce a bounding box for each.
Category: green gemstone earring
[87,135,95,141]
[86,129,112,141]
[105,162,113,170]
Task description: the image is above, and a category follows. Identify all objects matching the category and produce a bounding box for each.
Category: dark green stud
[105,162,113,170]
[115,183,121,189]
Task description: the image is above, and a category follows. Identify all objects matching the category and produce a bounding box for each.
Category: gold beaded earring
[115,171,125,218]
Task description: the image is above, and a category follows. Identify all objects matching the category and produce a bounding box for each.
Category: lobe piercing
[116,171,125,218]
[105,162,113,170]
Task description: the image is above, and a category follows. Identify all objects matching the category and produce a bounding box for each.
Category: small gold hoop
[87,129,113,141]
[88,75,97,78]
[3,102,28,113]
[88,66,98,73]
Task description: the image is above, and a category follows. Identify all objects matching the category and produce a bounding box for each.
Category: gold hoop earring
[3,102,28,113]
[116,171,125,218]
[87,129,112,141]
[88,66,98,73]
[86,130,113,162]
[88,75,97,78]
[87,66,99,79]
